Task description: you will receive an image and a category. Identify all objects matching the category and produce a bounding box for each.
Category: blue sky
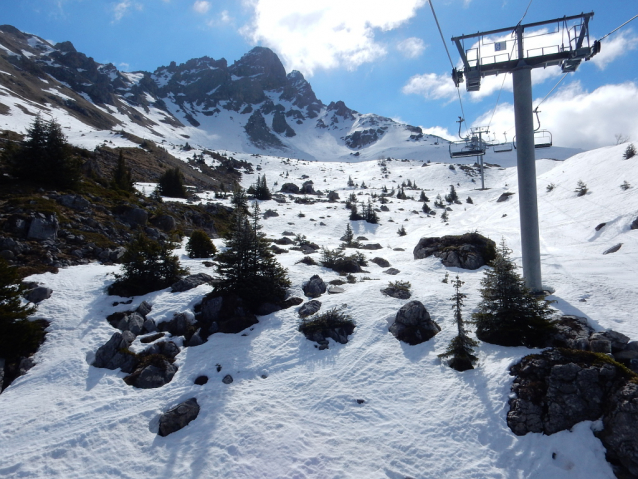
[2,0,637,147]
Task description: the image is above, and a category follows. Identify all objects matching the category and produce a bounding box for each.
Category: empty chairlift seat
[449,136,486,158]
[493,142,513,153]
[513,130,553,150]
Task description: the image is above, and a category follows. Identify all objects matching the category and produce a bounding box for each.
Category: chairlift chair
[449,135,486,158]
[513,109,553,149]
[493,132,513,153]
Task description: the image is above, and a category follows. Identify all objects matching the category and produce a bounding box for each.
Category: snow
[1,143,637,477]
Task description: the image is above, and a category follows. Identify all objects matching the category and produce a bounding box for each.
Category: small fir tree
[441,210,449,222]
[419,191,429,202]
[466,196,473,204]
[472,239,555,347]
[438,276,478,371]
[620,180,631,191]
[349,203,362,221]
[397,225,407,236]
[231,185,248,212]
[342,223,354,246]
[158,168,187,198]
[252,174,272,200]
[347,176,355,187]
[623,143,636,159]
[575,180,588,197]
[108,234,187,296]
[186,230,217,258]
[422,202,431,214]
[0,258,40,362]
[445,185,459,203]
[111,150,134,192]
[214,202,290,309]
[364,199,379,224]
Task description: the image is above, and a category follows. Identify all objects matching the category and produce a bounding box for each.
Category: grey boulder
[158,398,200,437]
[303,275,326,298]
[389,300,440,345]
[93,332,138,373]
[24,286,52,303]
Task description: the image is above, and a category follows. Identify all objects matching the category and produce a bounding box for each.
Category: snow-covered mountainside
[0,24,581,163]
[1,142,637,478]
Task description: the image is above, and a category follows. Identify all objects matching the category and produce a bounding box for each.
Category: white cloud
[401,72,458,101]
[192,1,211,14]
[112,1,142,22]
[421,126,455,141]
[240,0,427,76]
[119,62,130,71]
[220,10,232,24]
[472,81,638,149]
[397,37,426,58]
[592,30,638,70]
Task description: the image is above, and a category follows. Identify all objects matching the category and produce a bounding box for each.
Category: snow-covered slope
[1,143,636,478]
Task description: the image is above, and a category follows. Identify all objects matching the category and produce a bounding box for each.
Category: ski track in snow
[1,143,637,478]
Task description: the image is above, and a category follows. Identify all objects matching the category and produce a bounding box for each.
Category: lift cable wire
[517,0,534,26]
[428,0,467,136]
[599,14,638,42]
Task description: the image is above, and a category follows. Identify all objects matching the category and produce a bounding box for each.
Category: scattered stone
[389,301,440,345]
[57,194,90,211]
[547,315,593,350]
[158,398,200,437]
[143,317,158,333]
[381,287,411,300]
[117,312,144,336]
[328,285,345,294]
[140,332,165,344]
[222,374,234,384]
[93,331,138,373]
[27,213,59,241]
[151,214,177,232]
[589,339,612,353]
[127,360,177,389]
[393,248,405,251]
[185,329,204,347]
[497,192,515,202]
[170,273,213,293]
[603,243,622,255]
[299,300,321,317]
[630,217,638,230]
[136,301,153,317]
[595,222,606,231]
[282,231,295,236]
[383,268,401,275]
[280,183,300,194]
[24,286,52,304]
[194,375,208,385]
[356,399,365,404]
[361,243,382,250]
[160,313,192,336]
[303,275,326,298]
[274,237,294,245]
[371,257,390,268]
[413,233,496,270]
[120,207,148,228]
[263,209,279,218]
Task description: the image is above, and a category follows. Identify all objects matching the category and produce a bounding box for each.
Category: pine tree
[422,202,431,214]
[254,174,272,200]
[397,225,407,236]
[111,150,134,192]
[419,191,429,202]
[623,143,636,160]
[342,223,354,246]
[364,199,379,224]
[349,203,362,220]
[214,202,290,309]
[472,239,555,347]
[438,276,478,371]
[158,168,187,198]
[231,185,248,211]
[347,176,354,187]
[108,234,187,296]
[575,180,588,197]
[441,210,449,222]
[0,258,40,361]
[445,185,459,203]
[186,230,217,258]
[10,115,81,189]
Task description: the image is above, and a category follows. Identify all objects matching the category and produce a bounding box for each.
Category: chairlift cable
[428,0,467,136]
[516,0,534,26]
[534,72,568,110]
[599,14,638,42]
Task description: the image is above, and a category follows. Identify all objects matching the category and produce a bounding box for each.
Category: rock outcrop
[508,348,638,479]
[413,233,496,270]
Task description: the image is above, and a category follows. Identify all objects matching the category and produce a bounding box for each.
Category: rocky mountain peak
[229,46,286,91]
[327,101,356,120]
[55,41,77,54]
